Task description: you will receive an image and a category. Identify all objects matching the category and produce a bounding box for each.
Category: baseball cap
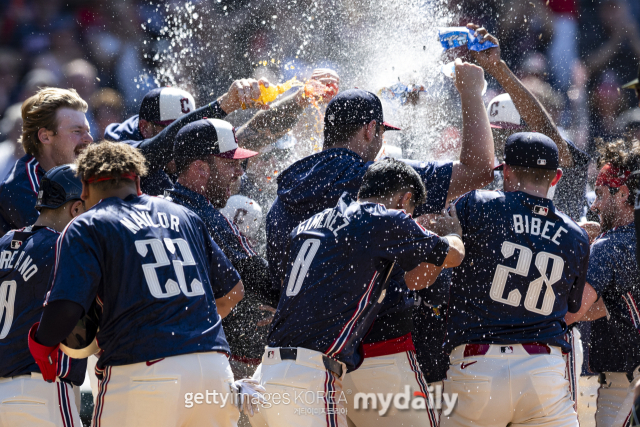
[35,164,82,211]
[174,118,258,171]
[324,89,400,131]
[494,132,558,171]
[220,195,263,241]
[139,87,196,125]
[487,93,526,130]
[621,64,640,90]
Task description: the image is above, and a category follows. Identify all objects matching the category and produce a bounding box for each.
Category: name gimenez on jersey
[512,214,569,246]
[0,248,38,282]
[119,207,181,234]
[294,208,351,238]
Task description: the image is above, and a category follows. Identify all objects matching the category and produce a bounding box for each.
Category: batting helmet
[35,164,83,211]
[60,300,101,358]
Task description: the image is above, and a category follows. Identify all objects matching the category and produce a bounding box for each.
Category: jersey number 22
[490,241,564,315]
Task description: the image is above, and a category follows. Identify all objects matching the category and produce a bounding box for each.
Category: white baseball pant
[441,343,578,427]
[0,374,81,427]
[594,371,640,427]
[342,350,438,427]
[563,328,583,414]
[253,347,347,427]
[92,351,238,427]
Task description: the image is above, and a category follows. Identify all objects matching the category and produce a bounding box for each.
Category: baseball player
[441,132,590,427]
[0,87,92,236]
[166,119,278,395]
[255,158,465,427]
[103,79,271,196]
[266,60,492,427]
[27,141,252,426]
[562,138,640,427]
[0,164,86,426]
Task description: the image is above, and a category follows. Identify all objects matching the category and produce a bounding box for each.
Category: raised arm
[447,59,495,201]
[236,68,339,151]
[468,23,573,168]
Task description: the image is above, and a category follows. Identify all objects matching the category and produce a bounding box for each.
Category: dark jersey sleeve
[636,193,640,273]
[46,220,102,313]
[371,211,450,272]
[203,225,242,299]
[586,238,614,298]
[400,160,453,216]
[451,192,474,236]
[567,242,590,313]
[124,101,227,173]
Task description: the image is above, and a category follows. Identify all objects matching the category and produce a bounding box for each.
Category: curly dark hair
[595,137,640,206]
[75,141,148,190]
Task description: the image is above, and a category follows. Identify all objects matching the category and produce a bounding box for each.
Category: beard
[597,210,615,232]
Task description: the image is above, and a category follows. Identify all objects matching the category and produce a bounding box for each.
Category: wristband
[27,323,59,382]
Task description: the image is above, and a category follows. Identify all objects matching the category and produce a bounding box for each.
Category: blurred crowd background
[0,0,639,181]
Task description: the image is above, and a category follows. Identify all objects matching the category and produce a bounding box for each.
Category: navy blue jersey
[268,194,450,371]
[0,154,45,236]
[104,115,173,196]
[166,183,256,264]
[266,147,452,286]
[586,223,640,374]
[445,190,589,353]
[0,227,86,385]
[45,194,240,370]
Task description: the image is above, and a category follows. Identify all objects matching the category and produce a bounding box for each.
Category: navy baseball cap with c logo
[324,89,400,131]
[495,132,559,171]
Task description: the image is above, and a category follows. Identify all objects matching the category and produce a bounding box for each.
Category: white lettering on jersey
[512,214,567,246]
[120,211,181,234]
[294,209,351,238]
[0,251,10,269]
[0,250,39,282]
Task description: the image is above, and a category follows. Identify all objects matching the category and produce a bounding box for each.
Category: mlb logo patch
[537,159,546,165]
[10,240,22,249]
[533,205,549,216]
[500,346,514,354]
[267,351,275,359]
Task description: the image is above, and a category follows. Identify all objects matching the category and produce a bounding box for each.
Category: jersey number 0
[490,241,564,315]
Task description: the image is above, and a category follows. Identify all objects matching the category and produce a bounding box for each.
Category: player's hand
[218,78,272,114]
[296,68,340,106]
[230,378,267,417]
[453,58,485,99]
[424,204,463,238]
[578,220,601,244]
[27,323,60,382]
[466,23,501,74]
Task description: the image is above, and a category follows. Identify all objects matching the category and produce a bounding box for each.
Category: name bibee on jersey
[45,194,240,370]
[0,226,85,385]
[446,190,589,353]
[268,194,450,371]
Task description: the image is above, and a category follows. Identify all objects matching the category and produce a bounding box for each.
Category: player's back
[269,193,448,371]
[446,190,589,353]
[0,226,85,384]
[47,194,240,370]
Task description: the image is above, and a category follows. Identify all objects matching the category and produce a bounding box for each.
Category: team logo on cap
[533,205,549,216]
[537,159,546,165]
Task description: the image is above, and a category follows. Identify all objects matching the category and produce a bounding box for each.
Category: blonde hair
[19,87,88,156]
[76,141,148,191]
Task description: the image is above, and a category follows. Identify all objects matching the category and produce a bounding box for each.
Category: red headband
[595,163,631,188]
[86,172,138,184]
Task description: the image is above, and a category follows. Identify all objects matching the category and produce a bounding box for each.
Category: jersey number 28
[489,241,564,315]
[135,238,205,299]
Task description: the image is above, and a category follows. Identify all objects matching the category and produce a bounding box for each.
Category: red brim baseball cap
[383,121,401,131]
[215,147,259,159]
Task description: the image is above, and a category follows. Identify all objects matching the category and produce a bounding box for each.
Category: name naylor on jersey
[120,210,180,234]
[0,250,38,281]
[512,214,568,246]
[294,208,350,238]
